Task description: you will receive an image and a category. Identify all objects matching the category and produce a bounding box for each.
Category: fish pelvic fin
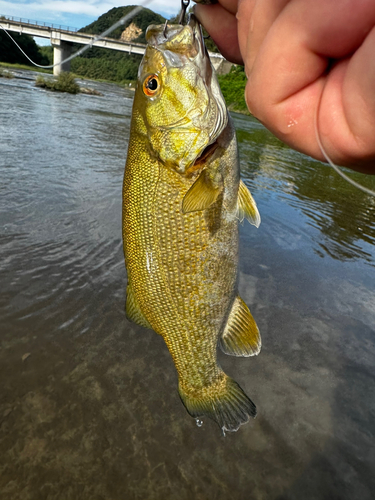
[237,179,261,227]
[220,296,261,357]
[182,169,222,213]
[178,374,256,433]
[125,281,153,330]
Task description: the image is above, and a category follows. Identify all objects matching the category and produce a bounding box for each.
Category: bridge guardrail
[0,14,78,32]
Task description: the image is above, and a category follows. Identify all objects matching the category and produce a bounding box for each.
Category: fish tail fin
[178,374,256,433]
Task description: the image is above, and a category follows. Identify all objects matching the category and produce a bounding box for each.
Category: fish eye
[143,74,160,96]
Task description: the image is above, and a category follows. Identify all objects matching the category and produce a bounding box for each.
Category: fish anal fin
[182,169,222,213]
[125,282,152,330]
[220,296,261,357]
[237,179,261,227]
[179,373,256,433]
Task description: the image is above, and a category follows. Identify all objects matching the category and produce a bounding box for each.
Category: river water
[1,70,374,500]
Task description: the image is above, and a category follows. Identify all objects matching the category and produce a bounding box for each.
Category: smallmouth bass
[122,15,261,433]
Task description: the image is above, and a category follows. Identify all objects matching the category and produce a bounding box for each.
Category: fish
[122,14,261,433]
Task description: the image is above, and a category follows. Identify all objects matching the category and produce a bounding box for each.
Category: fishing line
[314,84,375,198]
[0,0,154,70]
[5,0,373,199]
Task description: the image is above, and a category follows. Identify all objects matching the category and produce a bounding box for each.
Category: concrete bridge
[0,15,232,76]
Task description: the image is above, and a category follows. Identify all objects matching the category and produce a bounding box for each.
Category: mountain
[69,6,166,82]
[79,6,166,44]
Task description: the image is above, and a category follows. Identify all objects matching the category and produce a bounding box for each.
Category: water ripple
[237,114,375,265]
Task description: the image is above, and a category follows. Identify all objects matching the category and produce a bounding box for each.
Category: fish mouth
[185,140,219,176]
[187,15,228,150]
[145,15,209,70]
[188,14,211,83]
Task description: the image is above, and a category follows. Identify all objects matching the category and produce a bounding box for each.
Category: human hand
[194,0,375,173]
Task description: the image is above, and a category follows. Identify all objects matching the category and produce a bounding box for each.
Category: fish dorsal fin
[237,180,261,227]
[125,281,153,330]
[182,169,222,213]
[220,296,261,357]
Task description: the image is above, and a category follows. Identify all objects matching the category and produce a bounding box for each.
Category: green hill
[71,6,166,82]
[79,6,166,44]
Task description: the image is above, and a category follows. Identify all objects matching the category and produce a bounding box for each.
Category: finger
[344,26,375,148]
[245,2,327,134]
[194,4,243,63]
[193,0,239,23]
[235,0,255,70]
[245,0,375,170]
[319,27,375,172]
[212,0,239,15]
[238,0,290,75]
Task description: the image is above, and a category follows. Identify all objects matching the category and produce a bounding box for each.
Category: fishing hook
[163,19,168,38]
[178,0,190,25]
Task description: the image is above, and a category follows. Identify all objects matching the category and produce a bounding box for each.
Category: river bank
[0,60,249,113]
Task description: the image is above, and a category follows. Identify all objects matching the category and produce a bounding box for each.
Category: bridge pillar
[51,38,72,75]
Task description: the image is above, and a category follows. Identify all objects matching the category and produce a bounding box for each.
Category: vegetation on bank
[35,72,103,95]
[0,61,51,74]
[0,67,14,78]
[0,30,48,66]
[35,72,80,93]
[35,72,104,95]
[218,65,249,114]
[38,45,53,65]
[35,73,75,94]
[71,53,142,83]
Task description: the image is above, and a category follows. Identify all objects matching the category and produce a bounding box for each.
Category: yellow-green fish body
[123,16,261,432]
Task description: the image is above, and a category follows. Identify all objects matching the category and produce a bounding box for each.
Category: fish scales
[123,15,261,432]
[126,161,231,383]
[154,167,236,380]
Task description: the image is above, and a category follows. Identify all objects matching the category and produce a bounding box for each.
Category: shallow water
[1,70,374,500]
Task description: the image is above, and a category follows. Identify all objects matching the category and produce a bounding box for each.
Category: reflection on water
[0,70,374,500]
[234,114,375,264]
[0,73,130,339]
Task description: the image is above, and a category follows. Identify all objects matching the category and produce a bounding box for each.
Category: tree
[0,31,48,65]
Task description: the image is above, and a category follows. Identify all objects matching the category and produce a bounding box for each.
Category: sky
[0,0,181,44]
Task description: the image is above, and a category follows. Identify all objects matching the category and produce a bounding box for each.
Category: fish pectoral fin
[125,282,153,330]
[182,169,222,213]
[237,179,261,227]
[220,295,261,357]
